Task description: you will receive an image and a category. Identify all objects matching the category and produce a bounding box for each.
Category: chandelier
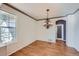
[43,9,53,29]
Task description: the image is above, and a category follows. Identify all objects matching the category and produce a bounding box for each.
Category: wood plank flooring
[10,40,79,56]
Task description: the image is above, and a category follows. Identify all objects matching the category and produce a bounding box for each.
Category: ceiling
[9,3,79,20]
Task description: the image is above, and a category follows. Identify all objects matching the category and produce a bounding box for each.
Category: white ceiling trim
[5,3,79,21]
[38,8,79,21]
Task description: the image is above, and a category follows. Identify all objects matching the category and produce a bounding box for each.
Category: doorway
[56,20,66,44]
[56,24,64,40]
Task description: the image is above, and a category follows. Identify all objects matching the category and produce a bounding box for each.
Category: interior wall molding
[3,3,38,21]
[38,8,79,21]
[2,3,79,21]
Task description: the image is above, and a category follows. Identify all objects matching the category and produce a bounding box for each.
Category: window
[0,10,16,44]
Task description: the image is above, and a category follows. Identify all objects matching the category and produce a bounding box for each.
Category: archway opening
[56,20,66,45]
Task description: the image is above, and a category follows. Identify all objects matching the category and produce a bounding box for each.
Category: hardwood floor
[10,40,79,56]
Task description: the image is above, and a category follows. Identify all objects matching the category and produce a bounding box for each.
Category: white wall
[74,12,79,51]
[36,19,59,43]
[66,11,79,51]
[0,3,2,7]
[0,4,37,55]
[36,20,56,43]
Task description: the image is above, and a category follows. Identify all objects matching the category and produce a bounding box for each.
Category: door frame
[56,24,64,41]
